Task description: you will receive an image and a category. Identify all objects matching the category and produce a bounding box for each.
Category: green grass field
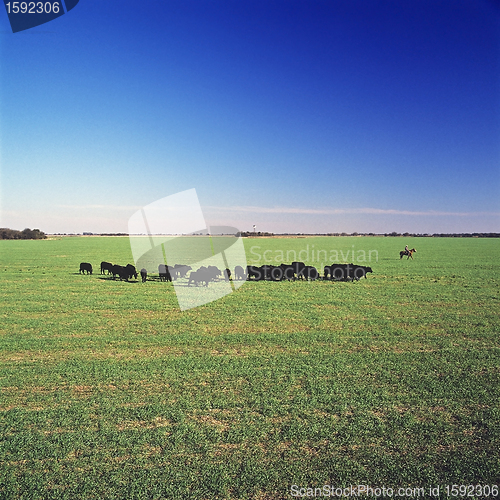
[0,236,499,499]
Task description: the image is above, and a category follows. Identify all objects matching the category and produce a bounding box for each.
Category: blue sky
[0,0,499,234]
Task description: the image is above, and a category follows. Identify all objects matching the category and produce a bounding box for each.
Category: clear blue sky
[1,0,499,234]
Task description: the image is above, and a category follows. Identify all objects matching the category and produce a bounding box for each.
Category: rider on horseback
[400,245,416,260]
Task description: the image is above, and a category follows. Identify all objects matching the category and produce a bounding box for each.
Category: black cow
[246,265,282,281]
[268,265,284,281]
[140,268,147,283]
[166,266,176,280]
[177,265,192,278]
[303,265,319,280]
[279,264,295,281]
[111,264,123,280]
[125,264,138,280]
[100,261,113,275]
[158,264,172,282]
[170,264,192,279]
[268,265,283,280]
[264,265,280,280]
[246,266,263,281]
[79,262,92,275]
[265,265,278,281]
[291,261,306,280]
[188,268,210,287]
[111,264,136,281]
[207,266,222,281]
[323,265,331,280]
[351,265,373,280]
[234,265,247,281]
[324,264,373,281]
[324,265,337,280]
[324,264,349,281]
[111,264,127,281]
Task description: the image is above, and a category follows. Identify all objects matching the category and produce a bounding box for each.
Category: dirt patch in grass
[189,412,230,431]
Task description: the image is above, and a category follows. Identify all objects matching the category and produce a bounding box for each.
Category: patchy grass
[0,236,499,499]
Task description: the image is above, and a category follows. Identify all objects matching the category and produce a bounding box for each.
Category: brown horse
[400,248,416,260]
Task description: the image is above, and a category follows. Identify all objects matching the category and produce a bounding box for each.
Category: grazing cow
[110,264,136,281]
[168,265,179,280]
[100,261,113,275]
[247,265,264,281]
[234,265,247,281]
[140,268,147,283]
[351,265,373,280]
[331,264,350,281]
[324,264,344,280]
[79,262,92,275]
[268,265,284,281]
[303,265,319,280]
[324,264,349,281]
[245,265,285,281]
[207,266,222,281]
[291,261,306,280]
[279,264,295,281]
[158,264,172,282]
[171,264,192,279]
[188,268,210,287]
[258,265,277,281]
[260,265,271,280]
[178,265,192,278]
[111,264,125,280]
[125,264,138,280]
[324,264,373,281]
[324,265,332,280]
[166,266,176,280]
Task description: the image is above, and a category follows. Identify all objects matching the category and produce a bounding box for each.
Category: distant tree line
[51,232,128,236]
[241,231,500,238]
[240,231,275,237]
[375,232,499,238]
[0,228,47,240]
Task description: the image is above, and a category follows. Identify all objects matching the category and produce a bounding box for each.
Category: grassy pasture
[0,236,499,499]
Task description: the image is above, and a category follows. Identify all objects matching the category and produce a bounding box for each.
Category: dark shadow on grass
[174,283,208,288]
[96,276,139,283]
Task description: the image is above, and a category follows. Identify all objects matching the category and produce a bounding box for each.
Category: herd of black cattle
[79,261,373,285]
[79,262,138,280]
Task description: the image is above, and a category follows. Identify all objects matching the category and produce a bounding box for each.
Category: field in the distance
[0,236,499,499]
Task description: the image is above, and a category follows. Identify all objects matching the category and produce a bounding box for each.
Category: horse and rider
[400,245,417,260]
